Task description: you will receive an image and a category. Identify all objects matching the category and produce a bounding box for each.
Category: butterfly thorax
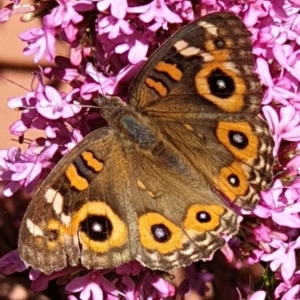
[98,96,194,177]
[98,96,158,151]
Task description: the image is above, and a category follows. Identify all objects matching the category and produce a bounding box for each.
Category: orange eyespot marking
[183,204,225,232]
[195,62,246,113]
[214,161,248,202]
[138,213,183,254]
[203,38,233,61]
[216,121,259,161]
[47,219,69,234]
[155,61,182,81]
[145,77,168,97]
[45,219,67,251]
[71,202,128,253]
[81,151,104,172]
[65,164,89,191]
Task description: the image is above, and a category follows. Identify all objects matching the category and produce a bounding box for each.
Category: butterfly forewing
[129,12,261,115]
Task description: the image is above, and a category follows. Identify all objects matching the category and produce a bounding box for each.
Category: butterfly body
[18,12,274,274]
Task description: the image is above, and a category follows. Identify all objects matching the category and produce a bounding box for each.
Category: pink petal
[262,105,278,134]
[272,212,300,228]
[151,276,175,297]
[282,285,300,300]
[257,58,273,87]
[3,181,21,197]
[128,39,148,64]
[248,291,266,300]
[111,0,127,19]
[253,205,272,218]
[9,120,28,136]
[281,125,300,140]
[97,0,110,12]
[80,283,103,300]
[273,43,288,67]
[281,252,296,280]
[0,7,12,23]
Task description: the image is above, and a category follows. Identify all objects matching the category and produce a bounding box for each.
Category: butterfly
[18,12,274,275]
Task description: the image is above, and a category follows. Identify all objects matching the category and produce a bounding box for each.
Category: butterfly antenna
[90,32,106,108]
[15,103,99,111]
[0,75,31,92]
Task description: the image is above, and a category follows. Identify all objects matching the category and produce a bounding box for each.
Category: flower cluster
[0,0,300,299]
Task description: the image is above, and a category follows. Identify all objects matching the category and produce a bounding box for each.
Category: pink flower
[248,249,265,265]
[81,62,143,99]
[62,129,84,154]
[65,271,120,300]
[0,142,58,196]
[30,267,84,292]
[114,32,149,64]
[150,276,175,298]
[257,58,300,106]
[275,271,300,299]
[177,264,213,297]
[35,86,81,120]
[97,0,128,20]
[19,15,56,63]
[51,0,94,28]
[139,272,175,298]
[281,285,300,300]
[97,15,134,39]
[263,105,300,156]
[262,236,300,280]
[0,250,26,275]
[247,291,267,300]
[171,0,194,21]
[254,179,300,228]
[127,0,182,26]
[285,178,300,203]
[0,5,12,23]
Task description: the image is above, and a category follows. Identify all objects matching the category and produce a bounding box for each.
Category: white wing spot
[45,188,64,215]
[26,219,43,236]
[180,46,201,57]
[174,40,202,57]
[198,21,218,36]
[174,40,189,51]
[201,52,214,62]
[223,62,240,74]
[61,213,71,226]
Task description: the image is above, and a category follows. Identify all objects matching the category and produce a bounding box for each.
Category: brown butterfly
[18,12,274,275]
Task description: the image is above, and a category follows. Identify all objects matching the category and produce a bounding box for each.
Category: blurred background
[0,2,68,299]
[0,0,68,151]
